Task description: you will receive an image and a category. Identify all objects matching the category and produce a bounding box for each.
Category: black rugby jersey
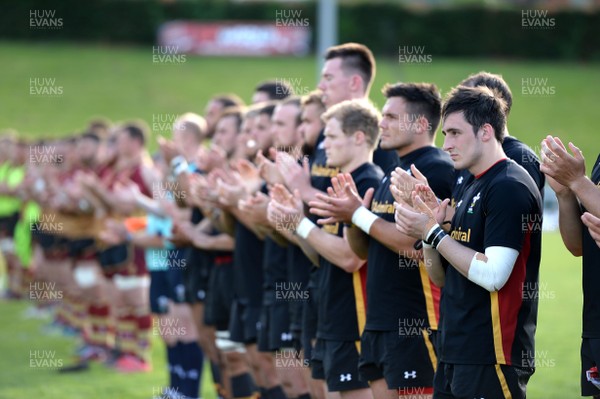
[365,146,454,331]
[233,220,264,306]
[316,162,383,341]
[262,235,289,306]
[582,154,600,338]
[452,136,544,207]
[441,159,542,365]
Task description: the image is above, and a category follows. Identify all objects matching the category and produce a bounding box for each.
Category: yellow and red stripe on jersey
[490,230,532,365]
[352,261,368,353]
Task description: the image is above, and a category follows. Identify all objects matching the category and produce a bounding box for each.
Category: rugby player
[394,85,542,398]
[450,72,544,210]
[540,136,600,396]
[269,99,383,399]
[253,80,295,103]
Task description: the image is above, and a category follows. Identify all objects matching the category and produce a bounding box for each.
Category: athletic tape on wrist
[296,217,316,239]
[424,224,440,244]
[351,206,378,234]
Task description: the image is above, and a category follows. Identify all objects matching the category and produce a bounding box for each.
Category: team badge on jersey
[467,192,481,214]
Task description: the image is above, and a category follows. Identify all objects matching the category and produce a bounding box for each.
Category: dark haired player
[253,80,295,103]
[394,86,542,398]
[451,72,544,209]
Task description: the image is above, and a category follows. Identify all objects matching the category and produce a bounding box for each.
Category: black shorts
[581,338,600,396]
[98,243,132,274]
[229,300,261,344]
[149,269,186,314]
[301,286,318,365]
[311,338,369,392]
[257,301,293,352]
[433,362,534,399]
[204,257,234,331]
[359,329,436,389]
[33,231,70,261]
[0,212,19,238]
[184,247,212,304]
[68,238,97,261]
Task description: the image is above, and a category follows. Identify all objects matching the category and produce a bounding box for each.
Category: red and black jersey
[97,163,152,197]
[316,162,383,342]
[366,146,454,332]
[582,154,600,338]
[441,159,542,366]
[452,136,545,208]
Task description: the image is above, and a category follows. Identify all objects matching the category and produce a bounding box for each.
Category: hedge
[2,0,598,60]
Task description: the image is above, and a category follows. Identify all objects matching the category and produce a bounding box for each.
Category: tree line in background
[2,0,599,60]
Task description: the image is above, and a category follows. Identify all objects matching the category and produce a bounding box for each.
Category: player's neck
[340,149,372,173]
[469,146,507,177]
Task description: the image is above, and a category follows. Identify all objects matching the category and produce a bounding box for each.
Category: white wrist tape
[74,266,98,288]
[170,155,186,168]
[296,217,316,239]
[351,206,379,234]
[467,246,519,292]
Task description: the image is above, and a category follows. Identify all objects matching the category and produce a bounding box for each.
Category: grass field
[1,41,599,170]
[0,41,598,398]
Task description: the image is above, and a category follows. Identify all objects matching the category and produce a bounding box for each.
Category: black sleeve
[355,177,381,198]
[483,178,537,251]
[373,147,398,172]
[505,144,545,193]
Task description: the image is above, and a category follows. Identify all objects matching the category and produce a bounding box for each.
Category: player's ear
[354,130,366,146]
[480,123,494,142]
[417,115,430,136]
[349,74,362,92]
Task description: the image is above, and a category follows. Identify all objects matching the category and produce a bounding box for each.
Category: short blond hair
[322,99,381,149]
[174,112,208,142]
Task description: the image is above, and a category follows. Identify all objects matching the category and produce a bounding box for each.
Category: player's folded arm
[467,246,519,292]
[471,178,539,292]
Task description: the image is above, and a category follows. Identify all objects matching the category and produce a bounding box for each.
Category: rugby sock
[64,294,79,329]
[135,314,152,363]
[231,372,258,399]
[211,360,227,398]
[71,298,87,333]
[88,304,114,349]
[179,341,203,399]
[54,296,70,327]
[167,343,182,391]
[265,385,287,399]
[115,313,137,356]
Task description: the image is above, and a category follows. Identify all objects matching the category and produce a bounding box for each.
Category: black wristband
[424,225,442,245]
[432,229,448,249]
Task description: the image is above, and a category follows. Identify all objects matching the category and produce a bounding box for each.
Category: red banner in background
[157,21,311,56]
